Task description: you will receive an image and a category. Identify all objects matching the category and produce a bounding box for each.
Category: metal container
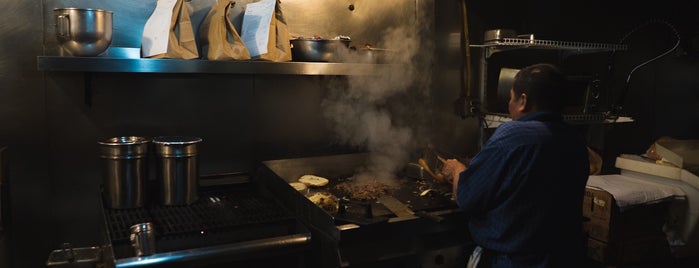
[152,136,202,206]
[483,29,516,42]
[54,8,113,56]
[290,38,351,62]
[129,222,156,257]
[98,136,149,209]
[46,243,103,267]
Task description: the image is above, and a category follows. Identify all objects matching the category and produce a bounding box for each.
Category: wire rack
[485,38,627,51]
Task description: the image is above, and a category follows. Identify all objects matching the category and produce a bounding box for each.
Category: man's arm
[441,147,505,211]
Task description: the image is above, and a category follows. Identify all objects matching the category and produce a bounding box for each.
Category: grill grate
[105,208,151,242]
[104,185,294,244]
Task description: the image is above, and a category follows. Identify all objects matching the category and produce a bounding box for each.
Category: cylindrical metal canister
[152,136,202,206]
[129,222,156,257]
[98,136,149,209]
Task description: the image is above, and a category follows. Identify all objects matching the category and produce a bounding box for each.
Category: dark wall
[463,0,699,172]
[0,1,50,267]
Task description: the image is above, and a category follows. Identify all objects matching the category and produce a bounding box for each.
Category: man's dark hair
[512,63,567,113]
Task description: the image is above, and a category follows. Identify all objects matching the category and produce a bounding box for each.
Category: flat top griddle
[262,153,458,225]
[310,174,453,211]
[314,174,455,225]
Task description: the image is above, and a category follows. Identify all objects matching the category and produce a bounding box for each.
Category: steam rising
[322,16,433,185]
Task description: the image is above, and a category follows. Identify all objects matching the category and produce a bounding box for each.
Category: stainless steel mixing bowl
[54,8,113,57]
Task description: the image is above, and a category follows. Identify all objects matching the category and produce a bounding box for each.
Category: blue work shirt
[457,111,589,267]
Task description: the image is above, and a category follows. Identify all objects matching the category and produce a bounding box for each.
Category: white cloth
[466,246,482,268]
[586,174,685,209]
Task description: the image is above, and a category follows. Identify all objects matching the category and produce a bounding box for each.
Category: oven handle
[115,233,311,267]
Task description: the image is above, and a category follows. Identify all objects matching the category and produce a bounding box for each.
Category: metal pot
[54,8,113,56]
[290,39,351,62]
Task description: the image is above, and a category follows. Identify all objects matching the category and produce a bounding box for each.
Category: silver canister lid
[152,136,202,157]
[98,136,149,159]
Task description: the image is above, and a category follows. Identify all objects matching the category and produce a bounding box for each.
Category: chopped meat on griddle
[334,179,397,200]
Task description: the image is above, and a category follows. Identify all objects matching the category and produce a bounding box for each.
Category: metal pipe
[115,233,311,267]
[478,47,489,149]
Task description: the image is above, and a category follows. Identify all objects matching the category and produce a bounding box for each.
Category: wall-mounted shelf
[483,113,634,129]
[468,36,629,146]
[471,38,628,58]
[37,56,395,76]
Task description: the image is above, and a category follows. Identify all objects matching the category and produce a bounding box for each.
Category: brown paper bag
[254,1,292,62]
[199,0,251,60]
[142,0,199,59]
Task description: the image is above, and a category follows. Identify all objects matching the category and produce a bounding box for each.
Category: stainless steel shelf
[37,56,394,75]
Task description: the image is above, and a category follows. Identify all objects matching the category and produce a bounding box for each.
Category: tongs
[418,157,445,182]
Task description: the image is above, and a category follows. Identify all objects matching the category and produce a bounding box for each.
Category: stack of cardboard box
[583,187,673,264]
[615,139,699,257]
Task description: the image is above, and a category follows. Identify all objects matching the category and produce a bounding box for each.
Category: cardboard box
[655,139,699,171]
[583,188,614,242]
[583,188,670,243]
[615,155,682,180]
[586,235,672,264]
[615,155,699,190]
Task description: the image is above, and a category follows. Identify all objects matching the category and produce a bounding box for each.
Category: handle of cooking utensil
[61,242,76,262]
[56,14,71,38]
[418,158,444,182]
[338,199,374,218]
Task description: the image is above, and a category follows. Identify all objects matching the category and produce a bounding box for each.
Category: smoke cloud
[321,13,433,184]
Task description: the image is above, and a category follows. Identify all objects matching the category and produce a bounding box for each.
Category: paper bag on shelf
[141,0,199,59]
[240,0,292,62]
[199,0,251,60]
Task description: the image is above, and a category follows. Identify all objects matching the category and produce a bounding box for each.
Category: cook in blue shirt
[442,63,590,268]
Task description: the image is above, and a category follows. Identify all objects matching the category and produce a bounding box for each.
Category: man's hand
[441,159,467,201]
[441,159,467,184]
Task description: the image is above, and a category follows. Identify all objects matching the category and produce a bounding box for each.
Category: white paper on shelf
[141,0,178,57]
[241,0,275,57]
